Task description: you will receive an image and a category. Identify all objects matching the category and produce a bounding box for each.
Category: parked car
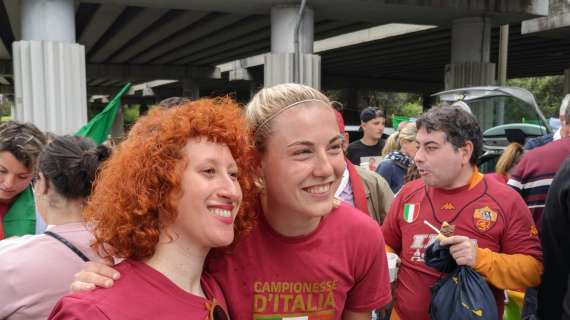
[432,86,552,173]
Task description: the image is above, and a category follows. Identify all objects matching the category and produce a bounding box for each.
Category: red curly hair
[84,97,258,261]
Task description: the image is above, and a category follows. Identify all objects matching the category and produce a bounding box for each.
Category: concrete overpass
[0,0,552,133]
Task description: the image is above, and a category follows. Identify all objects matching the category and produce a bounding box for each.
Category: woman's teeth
[306,184,330,193]
[210,208,232,217]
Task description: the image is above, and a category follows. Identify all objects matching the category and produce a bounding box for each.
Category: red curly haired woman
[48,98,257,319]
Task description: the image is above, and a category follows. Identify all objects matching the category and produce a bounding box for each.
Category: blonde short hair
[246,83,330,152]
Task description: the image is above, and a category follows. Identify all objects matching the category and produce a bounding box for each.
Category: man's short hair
[416,106,482,166]
[360,107,385,123]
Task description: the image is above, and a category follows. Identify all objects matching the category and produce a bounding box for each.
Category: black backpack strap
[44,231,90,262]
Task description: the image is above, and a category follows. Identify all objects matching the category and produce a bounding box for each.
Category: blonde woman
[376,123,418,193]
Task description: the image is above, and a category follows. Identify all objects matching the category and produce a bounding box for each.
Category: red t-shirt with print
[208,202,392,319]
[382,176,542,320]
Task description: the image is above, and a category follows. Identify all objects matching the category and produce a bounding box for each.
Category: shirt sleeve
[474,190,543,289]
[381,187,404,253]
[507,157,527,197]
[344,222,392,312]
[48,296,111,320]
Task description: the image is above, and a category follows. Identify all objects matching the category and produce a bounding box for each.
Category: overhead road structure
[0,0,549,132]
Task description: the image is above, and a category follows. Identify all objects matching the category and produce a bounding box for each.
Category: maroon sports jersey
[382,175,542,320]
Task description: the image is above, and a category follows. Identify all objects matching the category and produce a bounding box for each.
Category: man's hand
[70,260,121,292]
[440,235,477,267]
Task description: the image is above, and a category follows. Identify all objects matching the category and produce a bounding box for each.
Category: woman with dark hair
[49,98,257,319]
[0,121,46,239]
[0,135,110,319]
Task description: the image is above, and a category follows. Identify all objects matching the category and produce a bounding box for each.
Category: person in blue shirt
[376,122,417,193]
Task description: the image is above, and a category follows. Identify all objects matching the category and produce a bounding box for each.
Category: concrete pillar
[265,4,321,88]
[21,0,75,42]
[182,79,200,100]
[445,17,496,129]
[13,0,87,134]
[445,17,495,89]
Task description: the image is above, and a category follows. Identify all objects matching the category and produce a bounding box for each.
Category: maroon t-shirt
[382,175,542,320]
[208,203,392,319]
[49,260,228,319]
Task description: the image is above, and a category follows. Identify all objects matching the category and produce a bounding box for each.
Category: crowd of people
[0,83,568,320]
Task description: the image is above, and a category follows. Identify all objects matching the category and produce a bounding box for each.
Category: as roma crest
[473,206,498,232]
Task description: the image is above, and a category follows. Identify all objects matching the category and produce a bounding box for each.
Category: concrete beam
[216,24,438,76]
[521,0,570,37]
[109,10,209,63]
[80,0,548,26]
[87,64,221,81]
[89,7,169,63]
[322,75,442,93]
[217,54,265,73]
[131,14,246,64]
[78,4,126,53]
[522,13,570,37]
[0,60,221,80]
[314,23,436,52]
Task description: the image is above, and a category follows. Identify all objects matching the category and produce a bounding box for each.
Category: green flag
[75,83,131,144]
[3,186,35,238]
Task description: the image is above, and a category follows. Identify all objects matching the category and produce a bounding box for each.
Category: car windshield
[466,95,545,132]
[433,86,550,134]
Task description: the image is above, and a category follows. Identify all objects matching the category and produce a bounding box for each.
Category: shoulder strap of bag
[44,230,90,262]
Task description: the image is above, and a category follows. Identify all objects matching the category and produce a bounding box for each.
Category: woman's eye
[202,168,216,176]
[229,171,239,180]
[330,143,342,151]
[293,149,312,156]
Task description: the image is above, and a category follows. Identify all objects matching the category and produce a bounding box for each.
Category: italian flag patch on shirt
[403,203,419,223]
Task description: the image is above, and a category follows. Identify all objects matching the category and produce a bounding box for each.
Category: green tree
[507,76,564,118]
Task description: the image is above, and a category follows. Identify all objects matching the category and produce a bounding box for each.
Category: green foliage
[507,76,564,118]
[0,99,11,118]
[123,104,140,124]
[399,101,423,117]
